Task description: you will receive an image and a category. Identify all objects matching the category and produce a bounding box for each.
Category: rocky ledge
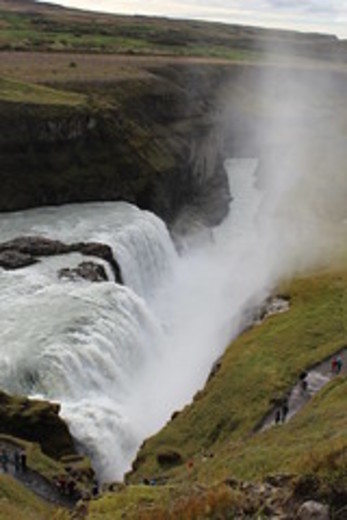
[0,235,122,283]
[0,389,76,459]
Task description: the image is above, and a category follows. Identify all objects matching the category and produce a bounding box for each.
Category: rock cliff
[0,63,236,226]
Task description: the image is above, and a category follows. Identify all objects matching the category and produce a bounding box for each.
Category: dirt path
[0,440,77,508]
[257,347,346,432]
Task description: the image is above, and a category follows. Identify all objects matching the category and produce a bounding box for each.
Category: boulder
[58,261,108,282]
[156,450,183,467]
[297,501,330,520]
[73,242,123,283]
[0,235,123,283]
[0,236,70,256]
[0,249,37,269]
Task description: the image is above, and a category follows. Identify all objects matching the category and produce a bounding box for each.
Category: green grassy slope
[0,76,86,104]
[0,474,68,520]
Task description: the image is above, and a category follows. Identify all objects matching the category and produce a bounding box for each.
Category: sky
[37,0,347,39]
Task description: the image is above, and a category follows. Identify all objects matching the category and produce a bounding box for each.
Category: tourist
[281,398,289,422]
[299,371,308,392]
[92,479,99,498]
[275,408,281,425]
[1,449,9,473]
[57,475,67,495]
[14,450,21,472]
[20,449,27,472]
[336,355,343,374]
[67,478,76,497]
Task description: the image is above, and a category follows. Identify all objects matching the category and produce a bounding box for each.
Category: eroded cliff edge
[0,61,244,226]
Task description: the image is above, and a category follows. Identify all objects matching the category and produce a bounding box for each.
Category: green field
[0,76,86,104]
[0,0,346,63]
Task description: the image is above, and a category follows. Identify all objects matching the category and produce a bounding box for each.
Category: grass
[88,482,262,520]
[0,474,69,520]
[0,2,345,66]
[0,76,86,105]
[88,485,176,520]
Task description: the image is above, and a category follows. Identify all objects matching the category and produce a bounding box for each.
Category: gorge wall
[0,61,259,225]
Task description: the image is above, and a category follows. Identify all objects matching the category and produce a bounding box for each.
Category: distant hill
[0,0,345,61]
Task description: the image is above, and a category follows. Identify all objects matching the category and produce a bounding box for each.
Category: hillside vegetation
[0,76,86,105]
[0,475,58,520]
[0,0,345,62]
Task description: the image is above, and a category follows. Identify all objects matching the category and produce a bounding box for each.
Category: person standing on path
[0,449,9,472]
[275,408,281,425]
[14,450,21,473]
[299,371,308,392]
[336,355,343,374]
[20,449,27,472]
[281,398,289,423]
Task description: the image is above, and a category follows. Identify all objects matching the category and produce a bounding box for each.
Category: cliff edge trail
[257,347,346,433]
[0,440,76,508]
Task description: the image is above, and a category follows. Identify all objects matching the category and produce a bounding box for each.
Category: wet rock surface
[58,261,108,282]
[0,235,122,283]
[297,501,330,520]
[0,249,37,269]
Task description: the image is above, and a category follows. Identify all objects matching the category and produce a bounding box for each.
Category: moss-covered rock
[0,390,76,459]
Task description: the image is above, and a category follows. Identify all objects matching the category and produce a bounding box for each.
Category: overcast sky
[38,0,347,39]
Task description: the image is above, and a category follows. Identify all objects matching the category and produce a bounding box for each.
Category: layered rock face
[0,63,240,225]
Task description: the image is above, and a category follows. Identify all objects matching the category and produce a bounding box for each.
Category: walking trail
[0,439,76,509]
[257,347,346,432]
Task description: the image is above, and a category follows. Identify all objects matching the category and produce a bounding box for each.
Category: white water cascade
[0,159,300,481]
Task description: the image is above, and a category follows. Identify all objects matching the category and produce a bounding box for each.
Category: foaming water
[0,202,174,478]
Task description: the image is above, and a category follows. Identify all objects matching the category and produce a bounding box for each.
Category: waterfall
[0,160,289,481]
[0,202,176,478]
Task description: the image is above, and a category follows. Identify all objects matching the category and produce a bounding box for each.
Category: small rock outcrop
[0,249,37,269]
[59,261,108,282]
[156,450,183,467]
[0,236,123,283]
[297,501,330,520]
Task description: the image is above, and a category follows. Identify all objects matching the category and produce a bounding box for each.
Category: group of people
[55,473,98,501]
[0,447,27,473]
[55,474,78,498]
